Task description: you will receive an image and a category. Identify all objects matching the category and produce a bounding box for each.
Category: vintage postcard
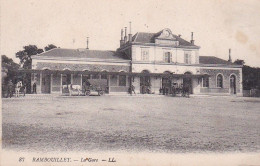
[1,0,260,165]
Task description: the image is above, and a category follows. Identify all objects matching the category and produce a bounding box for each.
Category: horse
[15,81,23,97]
[68,84,82,96]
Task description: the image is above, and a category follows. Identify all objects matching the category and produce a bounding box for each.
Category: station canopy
[17,69,210,78]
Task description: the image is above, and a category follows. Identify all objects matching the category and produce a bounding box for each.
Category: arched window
[202,77,209,87]
[101,70,108,79]
[216,74,223,88]
[62,69,71,85]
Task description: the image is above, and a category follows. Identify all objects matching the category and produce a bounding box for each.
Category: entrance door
[162,77,171,95]
[183,72,193,94]
[140,70,151,94]
[41,74,51,93]
[230,75,236,94]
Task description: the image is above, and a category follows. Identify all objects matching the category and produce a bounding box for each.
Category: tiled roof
[33,48,129,60]
[132,32,196,47]
[199,56,234,65]
[133,32,155,43]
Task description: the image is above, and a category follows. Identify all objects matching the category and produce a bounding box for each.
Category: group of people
[4,80,27,98]
[159,83,190,97]
[3,80,38,98]
[171,83,190,97]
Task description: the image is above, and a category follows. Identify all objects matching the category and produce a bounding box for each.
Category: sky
[1,0,260,67]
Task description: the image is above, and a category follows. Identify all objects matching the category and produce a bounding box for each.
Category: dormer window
[164,52,172,63]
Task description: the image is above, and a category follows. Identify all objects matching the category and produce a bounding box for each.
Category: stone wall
[200,68,241,94]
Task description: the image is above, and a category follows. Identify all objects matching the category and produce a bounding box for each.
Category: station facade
[31,28,243,96]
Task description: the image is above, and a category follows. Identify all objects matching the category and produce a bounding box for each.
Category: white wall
[132,45,199,64]
[132,63,199,74]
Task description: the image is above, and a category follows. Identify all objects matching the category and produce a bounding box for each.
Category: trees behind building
[234,59,260,91]
[44,44,57,51]
[14,44,57,93]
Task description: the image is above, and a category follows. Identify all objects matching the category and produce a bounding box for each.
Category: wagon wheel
[85,90,90,96]
[98,91,104,96]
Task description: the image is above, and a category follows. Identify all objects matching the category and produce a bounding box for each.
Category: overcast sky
[1,0,260,67]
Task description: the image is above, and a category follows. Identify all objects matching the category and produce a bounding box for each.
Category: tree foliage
[2,55,20,69]
[231,59,259,90]
[242,65,260,90]
[15,45,44,69]
[1,55,20,84]
[15,45,44,93]
[44,44,57,51]
[234,59,245,65]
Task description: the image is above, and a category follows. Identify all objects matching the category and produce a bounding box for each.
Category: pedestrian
[33,82,37,94]
[131,84,136,95]
[7,80,13,98]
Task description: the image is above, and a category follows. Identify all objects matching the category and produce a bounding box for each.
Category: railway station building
[30,28,243,96]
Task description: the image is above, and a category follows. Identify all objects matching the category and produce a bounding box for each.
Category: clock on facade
[165,30,171,37]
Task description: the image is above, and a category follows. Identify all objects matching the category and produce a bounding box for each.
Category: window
[216,74,223,88]
[141,48,149,61]
[110,75,117,86]
[119,75,126,86]
[62,74,71,85]
[164,52,172,63]
[101,74,107,79]
[202,77,209,87]
[184,52,191,64]
[92,74,99,79]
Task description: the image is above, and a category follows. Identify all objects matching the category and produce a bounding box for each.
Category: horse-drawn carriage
[63,79,106,96]
[171,83,190,97]
[160,83,190,97]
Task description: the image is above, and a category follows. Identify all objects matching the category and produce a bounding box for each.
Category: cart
[83,79,106,96]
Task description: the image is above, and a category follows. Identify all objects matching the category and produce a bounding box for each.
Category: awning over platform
[17,69,210,78]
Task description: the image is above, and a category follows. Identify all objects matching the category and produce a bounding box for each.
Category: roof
[199,56,235,65]
[132,31,197,47]
[32,48,129,60]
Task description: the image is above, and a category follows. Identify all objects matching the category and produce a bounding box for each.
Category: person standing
[33,82,37,94]
[130,84,136,95]
[7,80,13,98]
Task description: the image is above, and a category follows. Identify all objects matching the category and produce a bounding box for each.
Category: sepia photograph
[1,0,260,165]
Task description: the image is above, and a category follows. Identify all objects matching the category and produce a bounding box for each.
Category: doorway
[183,72,193,94]
[140,70,151,94]
[41,74,51,93]
[230,75,236,94]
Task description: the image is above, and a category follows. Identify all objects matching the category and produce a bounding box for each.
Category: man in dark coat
[7,80,13,98]
[33,82,37,94]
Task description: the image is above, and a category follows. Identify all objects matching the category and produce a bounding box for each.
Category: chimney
[190,32,194,45]
[228,48,232,62]
[120,29,124,47]
[124,27,127,43]
[86,37,89,49]
[128,22,132,43]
